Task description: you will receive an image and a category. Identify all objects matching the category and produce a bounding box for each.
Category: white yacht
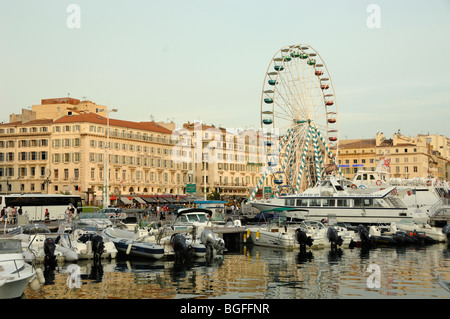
[250,176,428,225]
[350,165,449,219]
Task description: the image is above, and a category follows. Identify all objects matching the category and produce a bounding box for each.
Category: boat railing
[428,198,450,218]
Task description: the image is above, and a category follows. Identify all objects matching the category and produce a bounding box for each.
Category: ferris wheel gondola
[249,44,344,200]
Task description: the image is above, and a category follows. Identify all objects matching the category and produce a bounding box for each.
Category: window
[309,199,321,206]
[337,199,350,207]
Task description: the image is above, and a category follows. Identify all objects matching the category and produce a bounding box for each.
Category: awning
[120,197,133,205]
[134,197,146,204]
[110,195,117,201]
[141,197,156,203]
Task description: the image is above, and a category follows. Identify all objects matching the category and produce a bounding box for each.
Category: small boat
[0,238,37,299]
[247,211,298,249]
[392,220,446,243]
[295,220,356,249]
[102,228,164,260]
[357,224,433,247]
[58,229,118,260]
[169,233,206,261]
[11,225,78,263]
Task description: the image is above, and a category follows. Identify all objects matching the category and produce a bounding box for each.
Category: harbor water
[23,243,450,299]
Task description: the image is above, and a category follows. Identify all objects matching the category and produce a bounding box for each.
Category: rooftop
[54,112,173,134]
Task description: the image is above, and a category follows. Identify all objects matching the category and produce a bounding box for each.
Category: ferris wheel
[249,44,344,200]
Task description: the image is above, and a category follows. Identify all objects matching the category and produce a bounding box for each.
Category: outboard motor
[91,235,105,263]
[327,227,343,248]
[295,228,314,253]
[200,230,227,259]
[170,233,189,263]
[358,225,374,248]
[442,225,450,242]
[44,237,56,262]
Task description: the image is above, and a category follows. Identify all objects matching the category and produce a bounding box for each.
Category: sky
[0,0,449,140]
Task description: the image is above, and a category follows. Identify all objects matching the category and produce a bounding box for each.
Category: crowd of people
[0,205,23,225]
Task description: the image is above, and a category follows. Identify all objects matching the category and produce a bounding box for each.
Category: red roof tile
[54,113,172,134]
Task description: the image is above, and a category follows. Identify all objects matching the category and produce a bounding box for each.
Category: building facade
[0,98,276,204]
[334,132,450,181]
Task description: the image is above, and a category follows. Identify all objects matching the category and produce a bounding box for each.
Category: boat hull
[113,239,164,259]
[247,227,297,249]
[250,202,424,225]
[0,274,34,299]
[0,255,35,299]
[102,229,164,260]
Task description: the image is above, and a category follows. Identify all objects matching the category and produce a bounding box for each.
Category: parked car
[97,207,123,219]
[74,212,113,230]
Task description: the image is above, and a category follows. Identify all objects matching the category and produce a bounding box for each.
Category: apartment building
[0,98,187,204]
[334,132,450,181]
[0,97,275,204]
[178,121,275,200]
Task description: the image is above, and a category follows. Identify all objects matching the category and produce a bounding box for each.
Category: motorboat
[295,220,356,249]
[0,238,37,298]
[350,165,449,219]
[357,224,438,247]
[57,229,118,260]
[10,224,78,263]
[168,233,207,260]
[250,176,428,225]
[169,208,212,233]
[246,211,299,249]
[102,227,164,260]
[389,220,447,243]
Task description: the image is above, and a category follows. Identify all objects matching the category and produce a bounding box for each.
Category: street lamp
[100,107,118,207]
[204,146,215,200]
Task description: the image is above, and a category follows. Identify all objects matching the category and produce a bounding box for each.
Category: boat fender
[29,277,41,291]
[256,231,260,241]
[126,243,133,255]
[36,267,45,285]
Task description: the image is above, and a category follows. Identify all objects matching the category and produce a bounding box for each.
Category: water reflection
[24,243,450,299]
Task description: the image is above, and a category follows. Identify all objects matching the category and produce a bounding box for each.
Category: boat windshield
[0,239,22,254]
[187,213,209,222]
[300,221,326,229]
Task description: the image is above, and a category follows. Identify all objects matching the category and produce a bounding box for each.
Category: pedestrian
[6,206,12,224]
[65,207,70,222]
[69,205,76,221]
[1,207,5,224]
[12,207,16,225]
[44,209,50,224]
[18,206,23,215]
